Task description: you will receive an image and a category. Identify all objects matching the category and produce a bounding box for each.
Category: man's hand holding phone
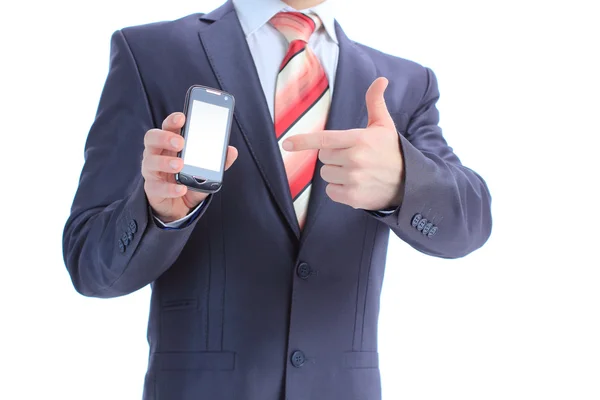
[142,112,238,223]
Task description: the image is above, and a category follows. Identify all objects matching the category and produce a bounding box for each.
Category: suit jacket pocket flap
[343,351,379,369]
[152,352,236,371]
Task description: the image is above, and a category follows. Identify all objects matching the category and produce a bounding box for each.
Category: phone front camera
[224,96,229,101]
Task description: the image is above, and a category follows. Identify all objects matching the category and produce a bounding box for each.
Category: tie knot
[269,12,322,44]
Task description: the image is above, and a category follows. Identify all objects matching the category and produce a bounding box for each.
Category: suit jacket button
[121,232,131,246]
[296,262,311,280]
[411,214,422,227]
[417,218,428,232]
[428,226,438,238]
[422,222,433,235]
[129,220,138,234]
[118,239,126,253]
[291,351,306,368]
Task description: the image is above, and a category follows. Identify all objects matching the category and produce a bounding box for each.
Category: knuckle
[325,184,338,200]
[347,150,363,166]
[319,165,328,179]
[144,180,156,196]
[144,128,158,140]
[144,129,162,148]
[160,183,172,198]
[142,168,155,182]
[149,181,167,197]
[142,156,155,174]
[355,133,370,147]
[317,150,325,163]
[346,186,362,208]
[144,155,157,171]
[318,149,331,163]
[160,156,172,171]
[348,169,362,184]
[319,133,329,149]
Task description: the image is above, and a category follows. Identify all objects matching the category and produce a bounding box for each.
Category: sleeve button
[129,220,138,234]
[422,222,433,235]
[118,239,126,253]
[411,214,422,227]
[427,226,438,238]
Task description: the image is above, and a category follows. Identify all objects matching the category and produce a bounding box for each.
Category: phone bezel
[176,85,235,192]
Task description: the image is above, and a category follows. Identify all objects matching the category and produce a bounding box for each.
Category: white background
[1,0,599,399]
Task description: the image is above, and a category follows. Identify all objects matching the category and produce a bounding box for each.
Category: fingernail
[170,137,181,149]
[282,140,293,151]
[175,185,184,193]
[172,114,181,124]
[169,160,180,170]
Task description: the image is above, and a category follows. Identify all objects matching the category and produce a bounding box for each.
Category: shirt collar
[232,0,338,44]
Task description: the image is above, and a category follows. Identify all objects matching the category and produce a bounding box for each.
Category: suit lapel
[199,1,301,239]
[300,22,378,244]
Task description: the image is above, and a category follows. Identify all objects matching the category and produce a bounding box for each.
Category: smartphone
[175,85,235,193]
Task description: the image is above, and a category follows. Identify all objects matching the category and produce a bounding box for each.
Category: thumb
[366,77,394,129]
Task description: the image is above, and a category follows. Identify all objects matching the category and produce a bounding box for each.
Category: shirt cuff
[152,201,205,229]
[367,207,397,217]
[374,209,396,215]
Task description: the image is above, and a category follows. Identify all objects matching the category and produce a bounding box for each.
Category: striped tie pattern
[269,12,331,230]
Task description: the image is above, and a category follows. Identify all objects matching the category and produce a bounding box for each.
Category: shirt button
[296,262,311,280]
[290,350,306,368]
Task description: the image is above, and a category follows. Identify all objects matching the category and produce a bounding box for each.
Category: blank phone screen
[184,99,230,173]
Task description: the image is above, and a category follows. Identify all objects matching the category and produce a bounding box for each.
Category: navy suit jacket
[63,2,492,399]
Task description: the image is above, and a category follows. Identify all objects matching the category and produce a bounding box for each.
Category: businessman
[63,0,492,399]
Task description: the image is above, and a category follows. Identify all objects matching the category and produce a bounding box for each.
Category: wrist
[151,207,194,224]
[388,164,406,208]
[182,192,209,210]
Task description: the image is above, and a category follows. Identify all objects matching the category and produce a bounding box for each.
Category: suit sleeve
[62,30,210,298]
[371,67,492,259]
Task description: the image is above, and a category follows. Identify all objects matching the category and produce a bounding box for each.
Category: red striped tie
[269,12,331,230]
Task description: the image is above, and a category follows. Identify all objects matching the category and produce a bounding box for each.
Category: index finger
[144,129,184,154]
[283,130,359,152]
[162,112,186,133]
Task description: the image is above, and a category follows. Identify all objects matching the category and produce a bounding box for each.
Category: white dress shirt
[233,0,339,120]
[156,0,340,228]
